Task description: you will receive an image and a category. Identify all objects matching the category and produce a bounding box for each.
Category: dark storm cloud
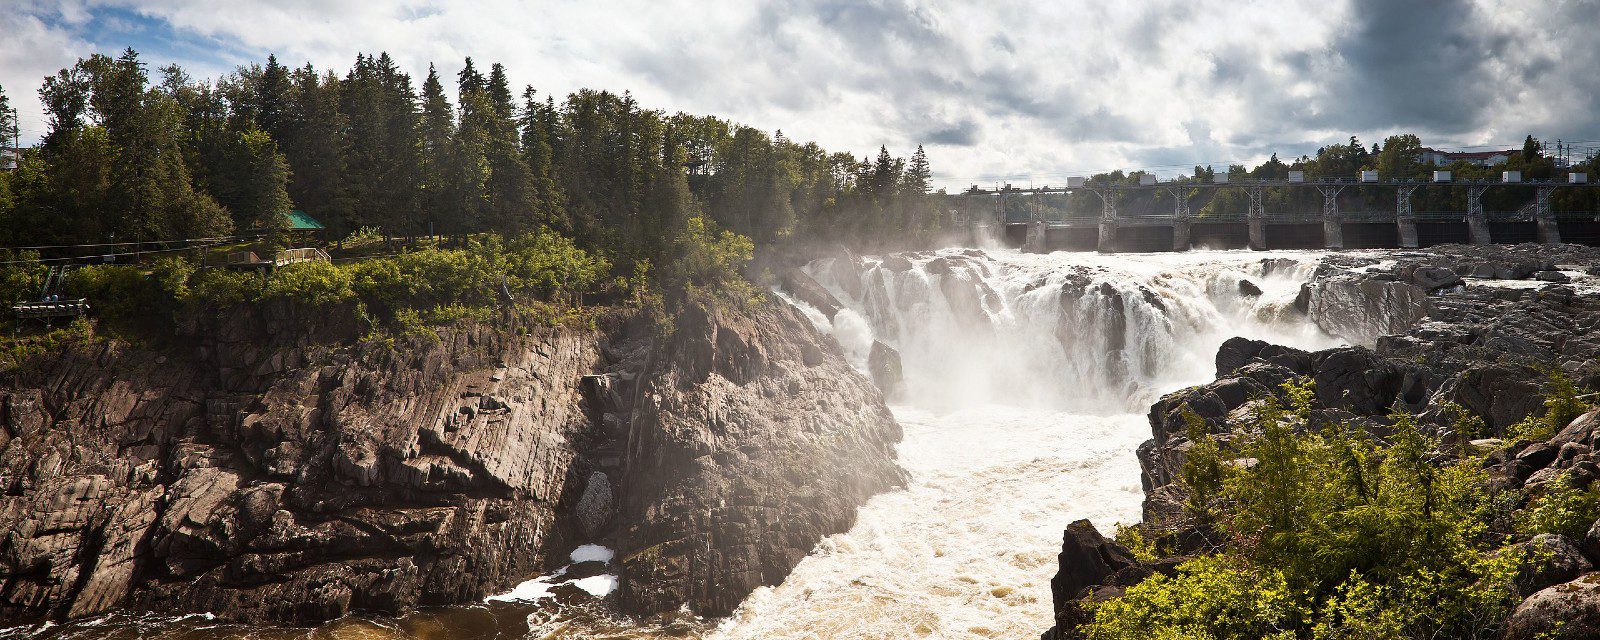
[1318,0,1513,132]
[920,118,980,146]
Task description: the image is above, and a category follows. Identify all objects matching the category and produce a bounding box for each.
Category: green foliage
[1085,555,1301,640]
[51,230,611,336]
[1519,473,1600,539]
[260,260,355,305]
[1113,523,1161,564]
[0,250,46,305]
[1178,406,1226,523]
[186,267,262,307]
[1506,368,1591,443]
[0,319,92,372]
[665,215,757,304]
[1095,379,1524,639]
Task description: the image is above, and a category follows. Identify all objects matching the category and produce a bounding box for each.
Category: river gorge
[5,242,1600,639]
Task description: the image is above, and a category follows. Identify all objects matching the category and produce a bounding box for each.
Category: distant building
[1418,147,1519,167]
[0,149,19,171]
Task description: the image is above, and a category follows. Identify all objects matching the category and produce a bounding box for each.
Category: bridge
[962,172,1600,253]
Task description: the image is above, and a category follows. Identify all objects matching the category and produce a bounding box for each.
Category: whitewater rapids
[716,248,1341,639]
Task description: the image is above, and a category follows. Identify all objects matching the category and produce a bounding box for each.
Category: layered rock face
[614,300,906,617]
[0,301,611,624]
[1045,244,1600,640]
[0,296,904,626]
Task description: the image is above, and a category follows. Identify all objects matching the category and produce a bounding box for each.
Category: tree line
[999,134,1600,221]
[0,49,949,263]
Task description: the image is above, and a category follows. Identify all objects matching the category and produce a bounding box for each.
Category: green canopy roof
[284,210,325,230]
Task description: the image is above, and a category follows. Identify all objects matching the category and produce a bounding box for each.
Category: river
[9,248,1340,640]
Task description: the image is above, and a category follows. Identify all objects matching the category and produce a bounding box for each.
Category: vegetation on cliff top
[1089,375,1596,640]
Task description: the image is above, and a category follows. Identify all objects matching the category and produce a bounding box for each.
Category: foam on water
[699,247,1339,638]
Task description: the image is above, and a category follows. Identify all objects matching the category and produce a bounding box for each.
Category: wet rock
[779,268,844,320]
[1409,265,1464,290]
[576,472,615,538]
[1536,270,1571,283]
[881,255,914,272]
[1237,279,1262,297]
[867,341,905,400]
[615,301,904,618]
[1305,275,1428,346]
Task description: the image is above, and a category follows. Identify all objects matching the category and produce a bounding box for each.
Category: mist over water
[728,247,1341,639]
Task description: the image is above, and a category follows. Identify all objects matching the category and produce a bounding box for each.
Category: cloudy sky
[3,0,1598,189]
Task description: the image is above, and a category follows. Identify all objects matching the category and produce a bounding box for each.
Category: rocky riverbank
[1046,243,1600,640]
[0,296,903,626]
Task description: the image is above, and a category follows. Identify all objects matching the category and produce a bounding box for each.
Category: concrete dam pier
[972,174,1600,252]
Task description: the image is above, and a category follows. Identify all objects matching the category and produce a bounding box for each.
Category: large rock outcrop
[1047,243,1600,639]
[614,300,906,617]
[0,302,612,624]
[0,296,904,627]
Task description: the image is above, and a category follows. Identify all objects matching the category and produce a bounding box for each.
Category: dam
[969,173,1600,252]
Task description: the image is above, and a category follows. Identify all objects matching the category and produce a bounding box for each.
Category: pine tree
[520,86,564,230]
[0,85,17,156]
[457,57,485,103]
[906,145,931,195]
[256,54,292,142]
[283,65,345,229]
[487,63,513,119]
[419,65,455,236]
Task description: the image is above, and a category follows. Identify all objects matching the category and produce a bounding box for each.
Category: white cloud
[2,0,1596,189]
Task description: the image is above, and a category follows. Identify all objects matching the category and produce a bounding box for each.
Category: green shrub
[187,268,262,307]
[665,215,756,303]
[1519,473,1600,538]
[68,263,162,322]
[260,261,355,306]
[1092,380,1524,639]
[0,250,46,305]
[1086,555,1301,640]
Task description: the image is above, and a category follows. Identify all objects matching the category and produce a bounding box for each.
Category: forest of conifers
[0,49,946,260]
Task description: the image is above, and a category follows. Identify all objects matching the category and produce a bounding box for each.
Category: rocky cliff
[1045,243,1600,640]
[0,295,903,626]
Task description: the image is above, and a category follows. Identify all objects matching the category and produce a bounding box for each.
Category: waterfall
[799,248,1341,413]
[697,248,1343,639]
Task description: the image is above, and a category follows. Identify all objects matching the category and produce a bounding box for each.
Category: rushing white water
[709,248,1341,639]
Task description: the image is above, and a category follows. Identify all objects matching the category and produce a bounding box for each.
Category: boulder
[881,255,914,272]
[1503,572,1600,639]
[1237,279,1263,297]
[779,268,844,320]
[575,472,615,538]
[1044,520,1145,640]
[1510,534,1594,597]
[1536,270,1571,283]
[1410,265,1464,290]
[867,341,905,400]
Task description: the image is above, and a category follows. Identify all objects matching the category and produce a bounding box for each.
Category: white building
[1417,147,1518,167]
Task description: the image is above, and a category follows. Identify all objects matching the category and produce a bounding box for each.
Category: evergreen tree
[419,65,455,236]
[255,54,292,143]
[906,145,931,195]
[0,85,17,154]
[282,65,345,228]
